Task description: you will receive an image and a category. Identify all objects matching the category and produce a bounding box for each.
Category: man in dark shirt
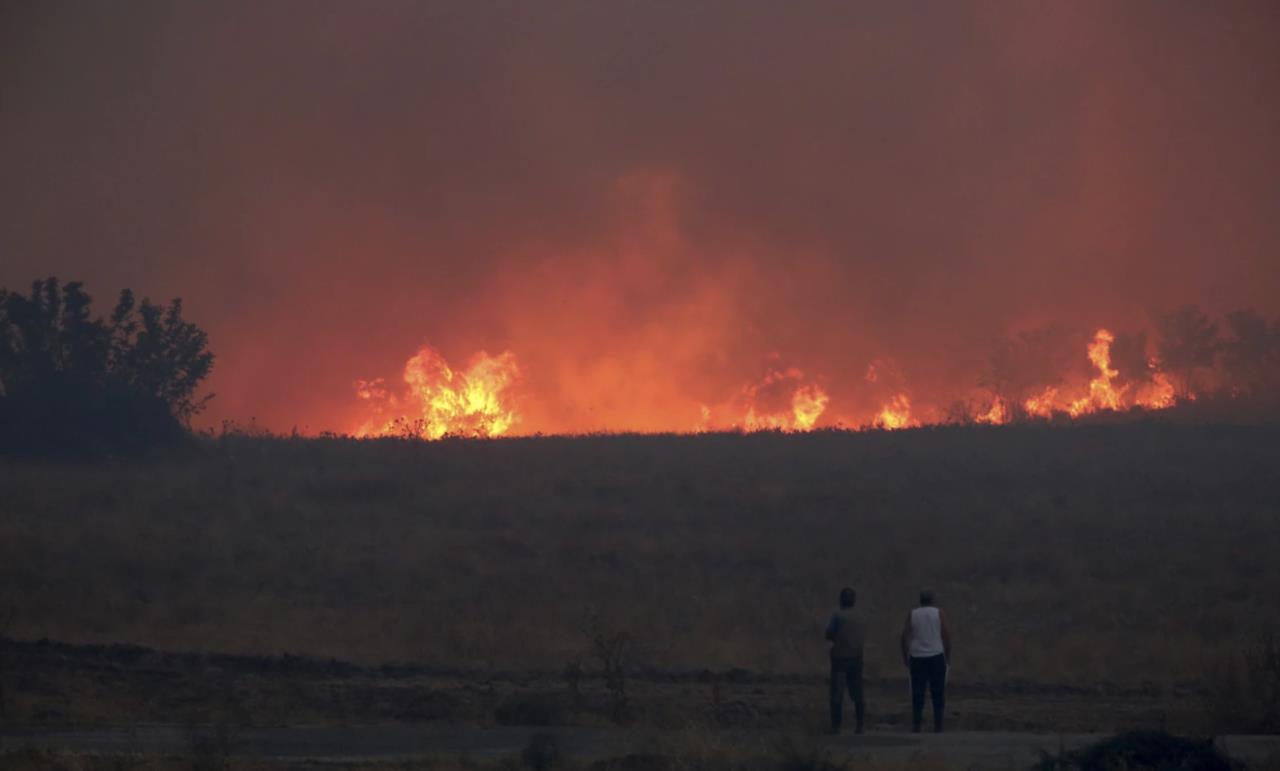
[824,587,867,733]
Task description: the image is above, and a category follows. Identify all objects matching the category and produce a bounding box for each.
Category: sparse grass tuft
[495,692,572,727]
[771,736,847,771]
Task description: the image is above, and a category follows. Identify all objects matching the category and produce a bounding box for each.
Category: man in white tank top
[899,589,951,732]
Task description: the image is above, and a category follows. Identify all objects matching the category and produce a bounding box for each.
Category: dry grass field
[2,423,1279,732]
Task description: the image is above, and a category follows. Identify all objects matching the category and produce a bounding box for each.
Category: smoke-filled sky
[3,1,1279,433]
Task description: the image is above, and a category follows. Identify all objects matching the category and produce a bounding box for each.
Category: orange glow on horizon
[352,327,1190,439]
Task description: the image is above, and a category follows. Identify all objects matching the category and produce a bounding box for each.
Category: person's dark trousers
[829,656,865,732]
[909,654,947,732]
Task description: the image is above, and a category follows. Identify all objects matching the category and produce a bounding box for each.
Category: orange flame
[1023,386,1060,418]
[740,368,830,431]
[874,393,915,430]
[354,346,520,439]
[352,326,1190,439]
[976,397,1009,425]
[1014,329,1180,419]
[790,384,830,430]
[1144,368,1176,409]
[1067,329,1122,416]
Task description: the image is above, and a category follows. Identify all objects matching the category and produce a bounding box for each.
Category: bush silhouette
[0,277,214,457]
[521,733,562,771]
[1035,731,1239,771]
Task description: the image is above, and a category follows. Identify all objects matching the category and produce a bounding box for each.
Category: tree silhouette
[107,290,215,422]
[0,277,214,455]
[1221,309,1280,398]
[1156,306,1220,400]
[0,279,110,393]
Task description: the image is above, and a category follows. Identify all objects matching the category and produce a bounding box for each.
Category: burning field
[4,1,1280,754]
[348,315,1271,440]
[8,4,1280,440]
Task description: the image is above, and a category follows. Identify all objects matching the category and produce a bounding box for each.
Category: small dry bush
[494,692,571,726]
[520,734,562,771]
[0,604,14,718]
[771,737,847,771]
[1033,730,1239,771]
[1204,631,1280,733]
[186,720,233,771]
[582,610,633,724]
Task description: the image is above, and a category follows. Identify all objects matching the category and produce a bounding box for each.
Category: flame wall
[3,2,1279,434]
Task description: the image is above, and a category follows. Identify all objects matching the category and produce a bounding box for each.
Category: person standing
[824,587,867,733]
[900,589,951,733]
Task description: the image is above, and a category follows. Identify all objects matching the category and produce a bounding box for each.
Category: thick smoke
[3,1,1278,432]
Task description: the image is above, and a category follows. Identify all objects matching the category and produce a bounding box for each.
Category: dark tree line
[0,277,214,456]
[1153,307,1280,400]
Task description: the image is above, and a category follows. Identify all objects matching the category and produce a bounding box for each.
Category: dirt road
[4,724,1279,768]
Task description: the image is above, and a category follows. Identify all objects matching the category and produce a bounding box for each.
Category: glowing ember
[354,346,520,439]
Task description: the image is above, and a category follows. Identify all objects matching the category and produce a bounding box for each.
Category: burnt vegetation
[0,277,214,457]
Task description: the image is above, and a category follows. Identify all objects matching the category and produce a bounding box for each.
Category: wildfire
[1016,329,1180,419]
[353,346,520,439]
[874,393,915,430]
[1144,370,1177,409]
[740,368,830,431]
[791,385,830,430]
[1023,387,1059,419]
[350,325,1191,439]
[1067,330,1122,416]
[976,397,1009,425]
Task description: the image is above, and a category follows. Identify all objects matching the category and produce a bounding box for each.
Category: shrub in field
[1204,632,1280,733]
[582,610,633,724]
[772,737,847,771]
[562,656,585,709]
[1245,632,1280,731]
[1034,730,1238,771]
[0,606,13,718]
[494,691,570,726]
[588,756,672,771]
[521,733,562,771]
[186,720,233,771]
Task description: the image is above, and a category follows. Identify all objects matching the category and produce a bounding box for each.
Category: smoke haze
[4,1,1279,432]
